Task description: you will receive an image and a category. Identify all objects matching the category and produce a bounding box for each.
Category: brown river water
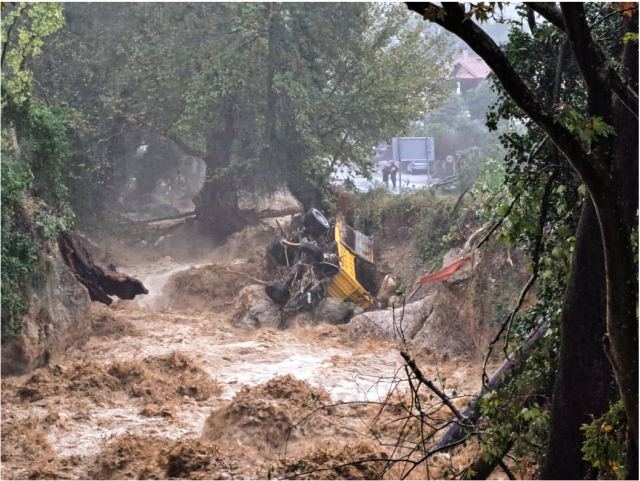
[1,259,487,479]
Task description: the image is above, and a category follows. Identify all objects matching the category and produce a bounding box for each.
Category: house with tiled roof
[453,50,491,92]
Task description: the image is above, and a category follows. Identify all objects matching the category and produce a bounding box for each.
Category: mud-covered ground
[1,219,509,480]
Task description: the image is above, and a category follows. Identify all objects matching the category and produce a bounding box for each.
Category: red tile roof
[453,52,491,80]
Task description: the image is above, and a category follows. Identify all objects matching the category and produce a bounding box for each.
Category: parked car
[406,161,428,174]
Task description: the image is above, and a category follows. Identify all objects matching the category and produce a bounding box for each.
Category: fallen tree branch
[135,210,196,224]
[134,205,301,225]
[499,459,517,480]
[400,349,469,424]
[256,206,302,219]
[432,319,550,452]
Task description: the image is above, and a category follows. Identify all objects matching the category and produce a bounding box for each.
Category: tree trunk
[557,6,638,447]
[606,12,639,458]
[433,320,549,451]
[285,175,326,212]
[540,199,614,479]
[193,104,248,239]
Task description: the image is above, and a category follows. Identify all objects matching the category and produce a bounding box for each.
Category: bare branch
[400,349,469,424]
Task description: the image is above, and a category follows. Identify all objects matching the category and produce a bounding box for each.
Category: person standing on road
[381,161,390,189]
[389,161,399,191]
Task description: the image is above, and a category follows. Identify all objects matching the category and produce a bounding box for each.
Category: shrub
[1,102,73,337]
[581,400,628,480]
[349,187,471,264]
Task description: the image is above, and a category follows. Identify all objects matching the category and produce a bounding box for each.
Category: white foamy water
[133,262,204,309]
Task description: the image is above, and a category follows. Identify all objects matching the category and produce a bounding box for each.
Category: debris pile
[260,208,378,327]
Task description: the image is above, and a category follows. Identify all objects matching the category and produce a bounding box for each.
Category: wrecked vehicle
[265,208,377,322]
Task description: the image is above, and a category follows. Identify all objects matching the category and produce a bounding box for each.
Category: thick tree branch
[164,130,205,158]
[525,2,565,32]
[1,4,29,69]
[560,3,613,117]
[140,123,206,158]
[525,6,537,34]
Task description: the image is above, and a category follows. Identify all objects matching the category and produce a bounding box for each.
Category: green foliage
[477,329,557,468]
[1,3,65,105]
[1,3,72,337]
[34,3,454,216]
[581,400,628,480]
[0,153,37,336]
[348,187,468,264]
[480,391,551,463]
[411,201,470,264]
[470,157,506,197]
[473,2,634,470]
[554,106,616,151]
[455,4,624,471]
[1,104,74,336]
[24,105,72,203]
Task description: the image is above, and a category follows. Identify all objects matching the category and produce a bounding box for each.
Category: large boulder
[1,247,92,375]
[440,247,482,284]
[376,275,401,309]
[349,294,435,342]
[313,298,358,325]
[233,284,281,329]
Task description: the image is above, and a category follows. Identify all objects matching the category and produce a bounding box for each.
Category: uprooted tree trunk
[59,232,147,305]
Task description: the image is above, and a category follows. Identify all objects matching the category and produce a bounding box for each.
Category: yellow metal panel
[327,221,374,309]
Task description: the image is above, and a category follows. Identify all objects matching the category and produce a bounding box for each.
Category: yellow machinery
[326,220,375,308]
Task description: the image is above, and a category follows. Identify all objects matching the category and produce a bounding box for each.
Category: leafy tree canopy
[35,3,454,217]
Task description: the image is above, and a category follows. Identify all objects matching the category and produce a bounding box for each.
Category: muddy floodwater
[1,259,486,480]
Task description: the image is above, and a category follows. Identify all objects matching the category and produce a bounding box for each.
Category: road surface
[332,165,436,193]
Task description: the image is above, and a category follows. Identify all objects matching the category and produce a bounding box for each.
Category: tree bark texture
[540,200,614,479]
[193,104,248,239]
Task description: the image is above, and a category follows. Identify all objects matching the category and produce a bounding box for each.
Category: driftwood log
[433,319,550,452]
[59,232,148,305]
